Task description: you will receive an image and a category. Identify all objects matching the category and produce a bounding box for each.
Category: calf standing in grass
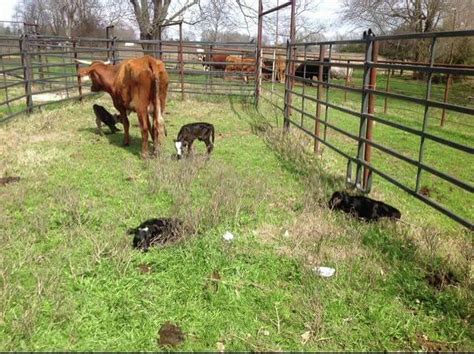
[174,122,215,159]
[93,104,122,135]
[328,191,401,222]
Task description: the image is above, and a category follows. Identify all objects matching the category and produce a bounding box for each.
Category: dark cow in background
[77,56,169,158]
[328,191,401,222]
[295,58,330,83]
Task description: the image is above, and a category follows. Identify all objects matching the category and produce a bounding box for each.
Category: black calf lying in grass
[93,104,122,135]
[174,122,215,159]
[128,218,184,252]
[328,191,401,222]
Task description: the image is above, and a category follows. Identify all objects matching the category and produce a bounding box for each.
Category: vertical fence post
[34,31,44,85]
[314,44,325,154]
[323,44,333,142]
[209,44,213,93]
[355,36,373,188]
[301,44,307,127]
[363,41,379,189]
[72,39,83,102]
[19,34,33,114]
[179,22,184,101]
[344,59,350,102]
[111,36,117,64]
[61,43,70,98]
[283,40,291,131]
[106,25,114,61]
[158,27,163,60]
[255,0,263,106]
[384,68,391,113]
[415,37,437,193]
[440,74,452,127]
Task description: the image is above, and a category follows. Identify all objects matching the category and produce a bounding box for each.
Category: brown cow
[77,56,169,158]
[198,53,229,71]
[225,57,256,82]
[276,56,286,83]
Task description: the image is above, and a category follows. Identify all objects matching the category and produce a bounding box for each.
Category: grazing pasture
[0,94,472,351]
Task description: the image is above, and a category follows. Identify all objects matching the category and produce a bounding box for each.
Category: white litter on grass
[283,230,290,238]
[313,266,335,278]
[223,231,234,242]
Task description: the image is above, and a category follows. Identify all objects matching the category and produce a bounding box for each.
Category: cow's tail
[149,58,164,139]
[211,125,215,143]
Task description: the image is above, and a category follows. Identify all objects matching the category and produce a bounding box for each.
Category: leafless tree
[128,0,201,41]
[199,0,234,41]
[340,0,447,35]
[15,0,107,37]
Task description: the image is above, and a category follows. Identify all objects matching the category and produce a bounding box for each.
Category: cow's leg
[121,111,130,146]
[137,110,149,158]
[96,117,104,136]
[204,137,213,154]
[186,140,194,157]
[151,110,165,156]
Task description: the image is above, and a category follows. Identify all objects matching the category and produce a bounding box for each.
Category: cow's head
[76,60,114,93]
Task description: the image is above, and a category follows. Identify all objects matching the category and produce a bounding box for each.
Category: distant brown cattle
[225,57,256,82]
[276,56,286,83]
[198,53,229,71]
[77,56,169,158]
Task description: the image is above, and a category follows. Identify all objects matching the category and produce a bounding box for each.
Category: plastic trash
[313,266,335,277]
[223,231,234,242]
[283,230,290,238]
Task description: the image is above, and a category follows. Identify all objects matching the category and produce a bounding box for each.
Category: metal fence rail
[260,29,473,230]
[0,30,472,229]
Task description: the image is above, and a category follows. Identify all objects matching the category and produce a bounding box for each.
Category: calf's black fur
[128,218,184,252]
[93,104,121,135]
[328,191,401,221]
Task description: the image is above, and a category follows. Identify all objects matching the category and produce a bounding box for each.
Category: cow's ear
[78,67,94,77]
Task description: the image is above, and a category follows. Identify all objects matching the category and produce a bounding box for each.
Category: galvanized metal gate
[272,30,474,229]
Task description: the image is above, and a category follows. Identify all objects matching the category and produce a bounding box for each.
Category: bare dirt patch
[158,322,185,347]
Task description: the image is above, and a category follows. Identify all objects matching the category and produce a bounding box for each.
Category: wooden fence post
[314,44,325,154]
[19,34,33,114]
[440,74,452,127]
[363,41,379,189]
[179,22,184,101]
[73,40,83,102]
[344,59,350,102]
[384,68,391,114]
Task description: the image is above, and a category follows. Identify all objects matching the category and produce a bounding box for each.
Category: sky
[0,1,17,23]
[0,0,350,39]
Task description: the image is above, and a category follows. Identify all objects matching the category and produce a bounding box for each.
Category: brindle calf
[174,122,215,159]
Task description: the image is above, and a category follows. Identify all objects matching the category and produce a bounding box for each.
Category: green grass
[0,94,472,351]
[258,73,473,228]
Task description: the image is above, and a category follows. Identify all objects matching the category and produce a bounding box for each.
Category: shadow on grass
[77,127,143,158]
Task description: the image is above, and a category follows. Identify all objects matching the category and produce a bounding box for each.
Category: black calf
[128,218,184,252]
[328,191,401,222]
[174,122,215,159]
[93,104,121,135]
